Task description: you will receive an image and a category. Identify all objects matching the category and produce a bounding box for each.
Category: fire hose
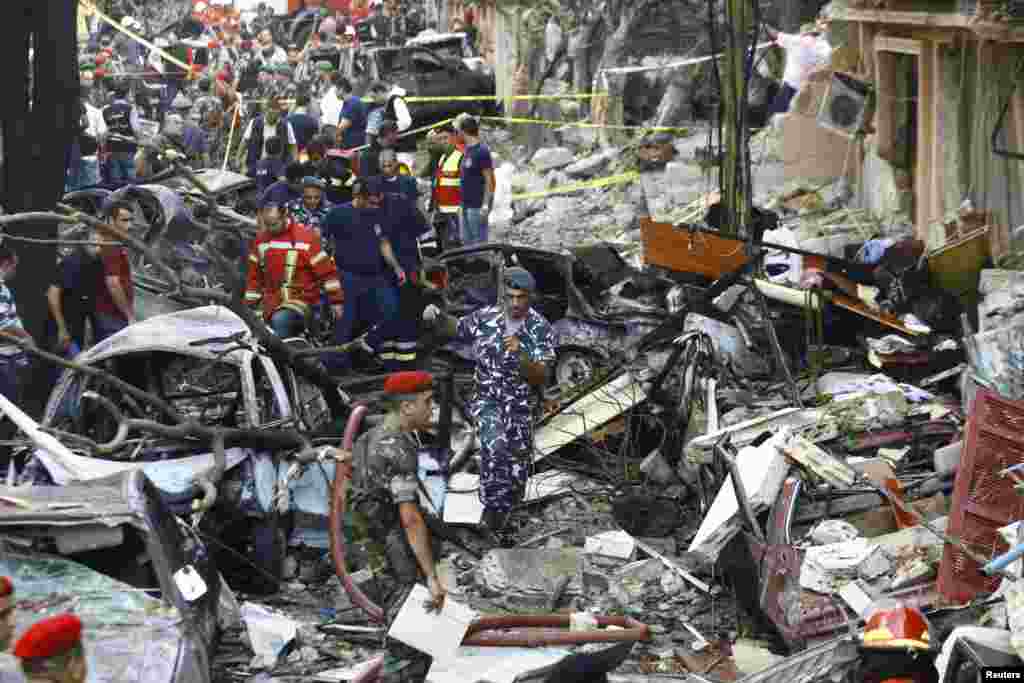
[328,406,652,652]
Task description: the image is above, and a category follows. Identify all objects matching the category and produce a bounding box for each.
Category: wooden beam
[917,41,933,237]
[875,35,923,54]
[833,8,968,28]
[929,42,946,237]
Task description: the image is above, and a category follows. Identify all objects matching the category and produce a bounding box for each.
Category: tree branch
[0,330,183,423]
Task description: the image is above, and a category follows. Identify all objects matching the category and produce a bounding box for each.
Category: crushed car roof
[79,305,250,365]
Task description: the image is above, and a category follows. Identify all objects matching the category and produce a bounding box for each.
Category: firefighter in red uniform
[244,191,345,338]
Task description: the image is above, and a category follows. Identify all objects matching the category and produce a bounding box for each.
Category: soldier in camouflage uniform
[349,371,444,682]
[424,267,555,533]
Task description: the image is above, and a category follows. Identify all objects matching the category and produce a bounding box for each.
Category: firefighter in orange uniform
[245,191,345,338]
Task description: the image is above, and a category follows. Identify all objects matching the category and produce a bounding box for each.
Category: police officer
[322,177,406,373]
[13,614,87,683]
[423,267,555,533]
[286,176,333,236]
[102,82,141,185]
[349,370,444,680]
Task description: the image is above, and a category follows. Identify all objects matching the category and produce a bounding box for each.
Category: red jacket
[244,222,343,320]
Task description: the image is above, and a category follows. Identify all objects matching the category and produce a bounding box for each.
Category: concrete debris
[808,520,861,546]
[585,530,637,560]
[478,548,583,609]
[530,146,576,172]
[799,538,879,594]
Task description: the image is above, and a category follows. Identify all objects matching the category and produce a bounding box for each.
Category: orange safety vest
[433,147,464,214]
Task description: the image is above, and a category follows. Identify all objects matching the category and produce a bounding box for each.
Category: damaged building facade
[811,1,1024,267]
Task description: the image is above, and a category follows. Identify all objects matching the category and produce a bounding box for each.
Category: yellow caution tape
[481,116,690,134]
[509,172,639,201]
[81,0,193,73]
[404,93,612,103]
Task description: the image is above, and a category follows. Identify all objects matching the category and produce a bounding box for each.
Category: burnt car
[62,170,260,318]
[429,242,684,387]
[20,306,336,593]
[349,45,496,123]
[405,31,492,78]
[0,470,220,683]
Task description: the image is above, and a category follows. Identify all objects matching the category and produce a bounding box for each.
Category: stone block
[531,146,576,172]
[478,548,583,609]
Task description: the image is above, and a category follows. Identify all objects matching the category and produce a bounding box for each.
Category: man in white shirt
[254,29,289,67]
[319,72,345,130]
[769,22,832,116]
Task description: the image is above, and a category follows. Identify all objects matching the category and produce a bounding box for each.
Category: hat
[302,175,326,189]
[351,176,382,196]
[316,60,335,72]
[0,577,11,597]
[383,371,433,398]
[14,614,83,660]
[80,61,96,72]
[259,184,293,209]
[345,25,356,36]
[320,17,338,35]
[287,42,300,50]
[259,63,275,73]
[378,148,397,162]
[504,266,536,292]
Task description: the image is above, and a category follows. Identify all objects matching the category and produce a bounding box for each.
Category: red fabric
[245,222,343,320]
[14,614,82,660]
[95,247,134,319]
[0,576,11,597]
[383,371,433,396]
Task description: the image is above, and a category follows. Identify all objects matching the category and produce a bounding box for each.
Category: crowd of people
[52,0,499,384]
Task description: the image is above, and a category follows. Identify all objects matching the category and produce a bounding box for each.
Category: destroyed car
[405,31,492,77]
[429,242,682,387]
[19,306,335,594]
[62,170,258,315]
[0,470,221,683]
[350,45,497,123]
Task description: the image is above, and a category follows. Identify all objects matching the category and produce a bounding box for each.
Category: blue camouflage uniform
[455,305,556,514]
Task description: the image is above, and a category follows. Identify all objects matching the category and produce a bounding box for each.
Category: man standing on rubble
[423,267,554,534]
[349,370,444,680]
[457,115,495,245]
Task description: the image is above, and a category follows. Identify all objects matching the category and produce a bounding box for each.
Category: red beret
[383,371,433,397]
[0,576,11,597]
[14,614,83,660]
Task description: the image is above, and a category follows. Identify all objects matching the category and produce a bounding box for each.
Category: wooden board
[828,291,925,336]
[639,218,749,280]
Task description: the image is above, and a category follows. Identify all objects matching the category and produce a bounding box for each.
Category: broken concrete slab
[934,440,963,476]
[478,548,583,609]
[800,538,879,594]
[780,433,857,488]
[610,559,664,606]
[809,520,860,546]
[688,432,790,561]
[531,146,576,172]
[564,147,620,179]
[585,530,637,561]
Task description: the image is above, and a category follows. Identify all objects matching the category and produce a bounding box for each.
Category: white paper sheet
[426,646,572,683]
[388,584,477,663]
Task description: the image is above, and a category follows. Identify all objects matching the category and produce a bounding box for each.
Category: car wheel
[555,348,601,388]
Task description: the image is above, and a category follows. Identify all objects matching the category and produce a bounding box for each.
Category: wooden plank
[917,43,932,237]
[875,35,923,54]
[930,42,946,238]
[827,291,926,336]
[639,217,749,279]
[833,8,968,28]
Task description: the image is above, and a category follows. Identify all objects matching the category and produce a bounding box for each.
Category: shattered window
[444,253,498,311]
[161,355,247,428]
